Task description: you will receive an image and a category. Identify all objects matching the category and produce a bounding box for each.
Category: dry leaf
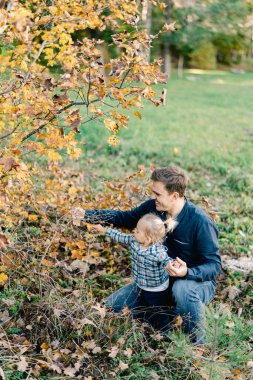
[92,346,101,354]
[17,356,28,372]
[50,363,62,374]
[150,370,160,380]
[70,259,89,273]
[108,345,119,358]
[123,348,132,358]
[53,308,63,317]
[81,318,96,327]
[92,303,106,318]
[119,361,128,370]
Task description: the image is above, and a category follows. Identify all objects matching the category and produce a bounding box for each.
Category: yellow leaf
[71,249,84,259]
[107,135,120,147]
[0,273,8,285]
[40,342,50,350]
[104,118,118,133]
[28,214,38,221]
[48,150,62,161]
[23,340,31,345]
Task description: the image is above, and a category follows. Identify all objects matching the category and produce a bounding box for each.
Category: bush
[190,43,217,69]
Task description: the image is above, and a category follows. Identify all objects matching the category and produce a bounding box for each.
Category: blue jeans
[105,279,216,344]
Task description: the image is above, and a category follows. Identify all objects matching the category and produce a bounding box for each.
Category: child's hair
[138,213,178,245]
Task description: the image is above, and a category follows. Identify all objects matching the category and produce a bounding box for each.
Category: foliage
[151,0,251,67]
[0,0,173,233]
[189,42,217,69]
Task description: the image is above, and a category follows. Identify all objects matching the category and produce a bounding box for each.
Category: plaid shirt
[106,228,172,288]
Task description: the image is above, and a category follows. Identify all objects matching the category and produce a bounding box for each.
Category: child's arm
[155,245,174,266]
[106,228,134,246]
[90,224,133,246]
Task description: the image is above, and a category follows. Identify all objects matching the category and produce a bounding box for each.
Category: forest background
[0,1,252,379]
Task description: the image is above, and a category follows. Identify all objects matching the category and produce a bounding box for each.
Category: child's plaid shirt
[106,228,172,288]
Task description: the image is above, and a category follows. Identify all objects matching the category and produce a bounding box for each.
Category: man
[72,166,221,344]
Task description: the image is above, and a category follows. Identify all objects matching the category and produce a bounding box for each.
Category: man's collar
[175,197,188,223]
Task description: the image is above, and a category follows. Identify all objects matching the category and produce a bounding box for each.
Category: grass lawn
[80,69,253,178]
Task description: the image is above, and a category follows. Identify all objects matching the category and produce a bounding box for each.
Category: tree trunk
[163,43,171,77]
[141,0,152,63]
[161,0,173,77]
[177,54,184,78]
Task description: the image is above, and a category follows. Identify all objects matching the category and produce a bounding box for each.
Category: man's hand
[166,257,188,277]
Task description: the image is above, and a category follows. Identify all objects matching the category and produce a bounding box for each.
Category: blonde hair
[137,213,178,245]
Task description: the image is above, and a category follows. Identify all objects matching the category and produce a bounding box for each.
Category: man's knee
[172,279,215,307]
[172,279,198,305]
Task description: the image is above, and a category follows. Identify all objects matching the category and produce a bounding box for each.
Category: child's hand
[89,224,106,233]
[70,207,85,220]
[171,260,181,269]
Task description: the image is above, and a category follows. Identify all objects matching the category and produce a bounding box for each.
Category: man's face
[151,181,177,214]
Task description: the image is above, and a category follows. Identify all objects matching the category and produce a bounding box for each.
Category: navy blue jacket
[86,199,221,283]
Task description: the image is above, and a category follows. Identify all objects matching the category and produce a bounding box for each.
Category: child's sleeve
[156,245,173,266]
[106,228,134,246]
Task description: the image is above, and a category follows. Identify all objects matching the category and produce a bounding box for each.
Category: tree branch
[21,102,80,142]
[0,124,20,140]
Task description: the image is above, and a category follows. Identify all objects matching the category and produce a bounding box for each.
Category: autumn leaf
[17,356,28,372]
[0,273,8,285]
[119,361,129,370]
[92,303,106,318]
[133,111,142,119]
[0,158,19,173]
[163,22,176,32]
[41,259,54,267]
[108,345,119,358]
[40,342,50,350]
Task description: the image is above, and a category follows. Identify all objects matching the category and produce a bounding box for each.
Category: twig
[208,314,219,380]
[0,124,20,140]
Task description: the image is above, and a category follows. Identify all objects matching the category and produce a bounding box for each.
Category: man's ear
[172,192,180,200]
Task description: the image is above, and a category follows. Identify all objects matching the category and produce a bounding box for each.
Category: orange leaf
[41,259,54,267]
[133,111,142,119]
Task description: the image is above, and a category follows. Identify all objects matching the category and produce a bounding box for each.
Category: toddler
[91,213,179,331]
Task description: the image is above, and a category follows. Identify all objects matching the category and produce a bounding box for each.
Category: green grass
[79,70,253,178]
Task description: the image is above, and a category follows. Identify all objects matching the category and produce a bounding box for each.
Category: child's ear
[146,236,152,245]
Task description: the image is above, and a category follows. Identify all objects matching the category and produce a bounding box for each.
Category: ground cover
[0,70,252,379]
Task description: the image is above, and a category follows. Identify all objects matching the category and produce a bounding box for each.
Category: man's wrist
[181,267,188,279]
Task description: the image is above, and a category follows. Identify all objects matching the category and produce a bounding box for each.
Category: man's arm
[166,220,221,281]
[78,199,155,229]
[186,220,221,282]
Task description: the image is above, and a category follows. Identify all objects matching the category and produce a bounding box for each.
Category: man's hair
[150,166,189,197]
